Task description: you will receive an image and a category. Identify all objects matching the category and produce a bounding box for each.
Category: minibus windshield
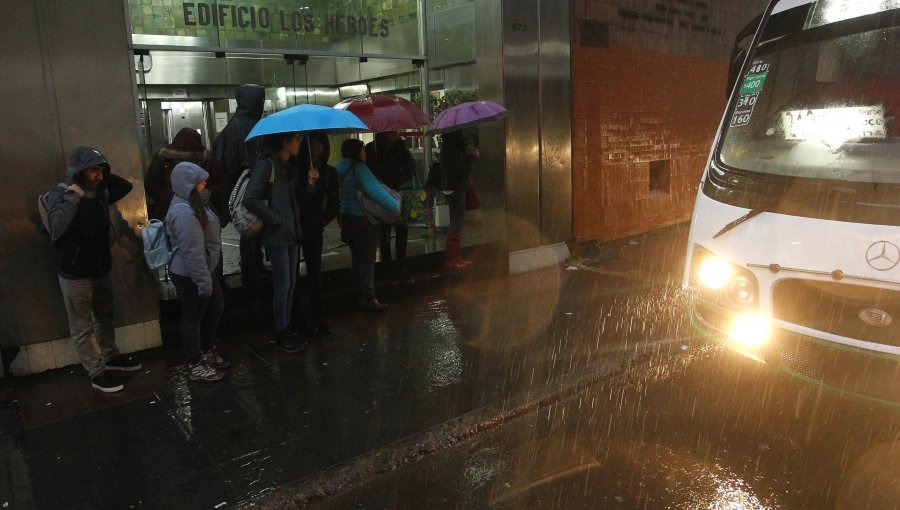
[707,4,900,226]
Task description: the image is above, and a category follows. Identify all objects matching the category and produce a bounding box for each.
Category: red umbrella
[334,94,431,132]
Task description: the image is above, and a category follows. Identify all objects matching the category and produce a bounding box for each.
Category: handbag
[352,162,401,225]
[399,171,427,228]
[465,182,481,211]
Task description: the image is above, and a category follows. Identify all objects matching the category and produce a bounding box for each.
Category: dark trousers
[447,190,466,235]
[170,272,224,365]
[240,235,265,275]
[300,225,324,320]
[341,214,380,302]
[379,224,408,268]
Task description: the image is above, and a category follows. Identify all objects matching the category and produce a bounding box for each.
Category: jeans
[267,244,299,332]
[300,226,324,320]
[58,274,119,378]
[341,214,380,302]
[446,190,466,235]
[170,272,224,365]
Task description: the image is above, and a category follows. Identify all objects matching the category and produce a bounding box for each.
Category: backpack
[228,159,274,238]
[37,183,67,238]
[141,219,173,270]
[141,203,190,270]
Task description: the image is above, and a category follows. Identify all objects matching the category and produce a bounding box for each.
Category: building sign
[181,3,390,37]
[128,0,420,54]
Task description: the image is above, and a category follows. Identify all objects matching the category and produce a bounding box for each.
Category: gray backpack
[228,159,274,238]
[37,183,67,239]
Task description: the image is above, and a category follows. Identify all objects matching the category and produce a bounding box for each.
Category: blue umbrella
[244,103,369,141]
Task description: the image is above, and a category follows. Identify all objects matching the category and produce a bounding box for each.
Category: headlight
[691,247,759,308]
[698,256,734,289]
[728,314,770,348]
[727,275,756,305]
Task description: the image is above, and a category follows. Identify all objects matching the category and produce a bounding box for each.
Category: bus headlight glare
[729,315,770,348]
[698,256,734,289]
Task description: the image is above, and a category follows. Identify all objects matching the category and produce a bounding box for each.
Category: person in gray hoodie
[166,162,230,382]
[46,146,140,393]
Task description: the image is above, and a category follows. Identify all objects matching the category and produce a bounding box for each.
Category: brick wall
[571,0,768,243]
[572,45,727,242]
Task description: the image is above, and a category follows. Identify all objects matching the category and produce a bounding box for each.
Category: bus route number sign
[731,61,770,128]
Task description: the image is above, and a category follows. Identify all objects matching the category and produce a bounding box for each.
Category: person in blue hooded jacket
[46,146,140,393]
[166,162,230,382]
[336,139,401,312]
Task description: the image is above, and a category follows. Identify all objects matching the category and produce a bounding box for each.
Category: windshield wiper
[713,207,771,239]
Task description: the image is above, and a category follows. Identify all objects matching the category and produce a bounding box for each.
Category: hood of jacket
[166,127,204,152]
[158,147,210,163]
[171,162,209,201]
[235,84,265,120]
[65,146,110,181]
[299,131,331,170]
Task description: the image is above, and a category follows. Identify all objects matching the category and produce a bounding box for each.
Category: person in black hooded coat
[211,84,268,284]
[294,132,340,335]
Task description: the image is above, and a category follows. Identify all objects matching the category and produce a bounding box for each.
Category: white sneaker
[201,350,231,370]
[189,362,224,382]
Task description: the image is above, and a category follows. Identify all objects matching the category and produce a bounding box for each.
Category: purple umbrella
[429,100,510,134]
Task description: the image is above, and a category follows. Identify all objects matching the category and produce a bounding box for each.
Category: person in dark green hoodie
[243,131,307,353]
[46,146,140,393]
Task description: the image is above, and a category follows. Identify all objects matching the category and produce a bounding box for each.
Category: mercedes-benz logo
[859,308,893,328]
[866,241,900,271]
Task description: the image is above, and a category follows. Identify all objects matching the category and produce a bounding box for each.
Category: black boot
[313,317,334,336]
[274,329,306,353]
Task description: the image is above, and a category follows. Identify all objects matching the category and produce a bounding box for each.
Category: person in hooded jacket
[294,132,340,335]
[212,84,269,285]
[46,146,140,393]
[146,127,226,222]
[336,139,401,312]
[365,131,416,280]
[166,162,230,382]
[438,130,478,271]
[243,132,307,353]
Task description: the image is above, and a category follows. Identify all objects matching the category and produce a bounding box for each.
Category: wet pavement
[0,224,687,509]
[314,342,900,509]
[4,222,897,509]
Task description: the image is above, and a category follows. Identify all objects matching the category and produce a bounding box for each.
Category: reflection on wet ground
[320,344,900,509]
[4,223,897,509]
[2,224,686,509]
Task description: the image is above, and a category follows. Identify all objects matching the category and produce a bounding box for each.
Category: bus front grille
[773,279,899,347]
[776,332,900,403]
